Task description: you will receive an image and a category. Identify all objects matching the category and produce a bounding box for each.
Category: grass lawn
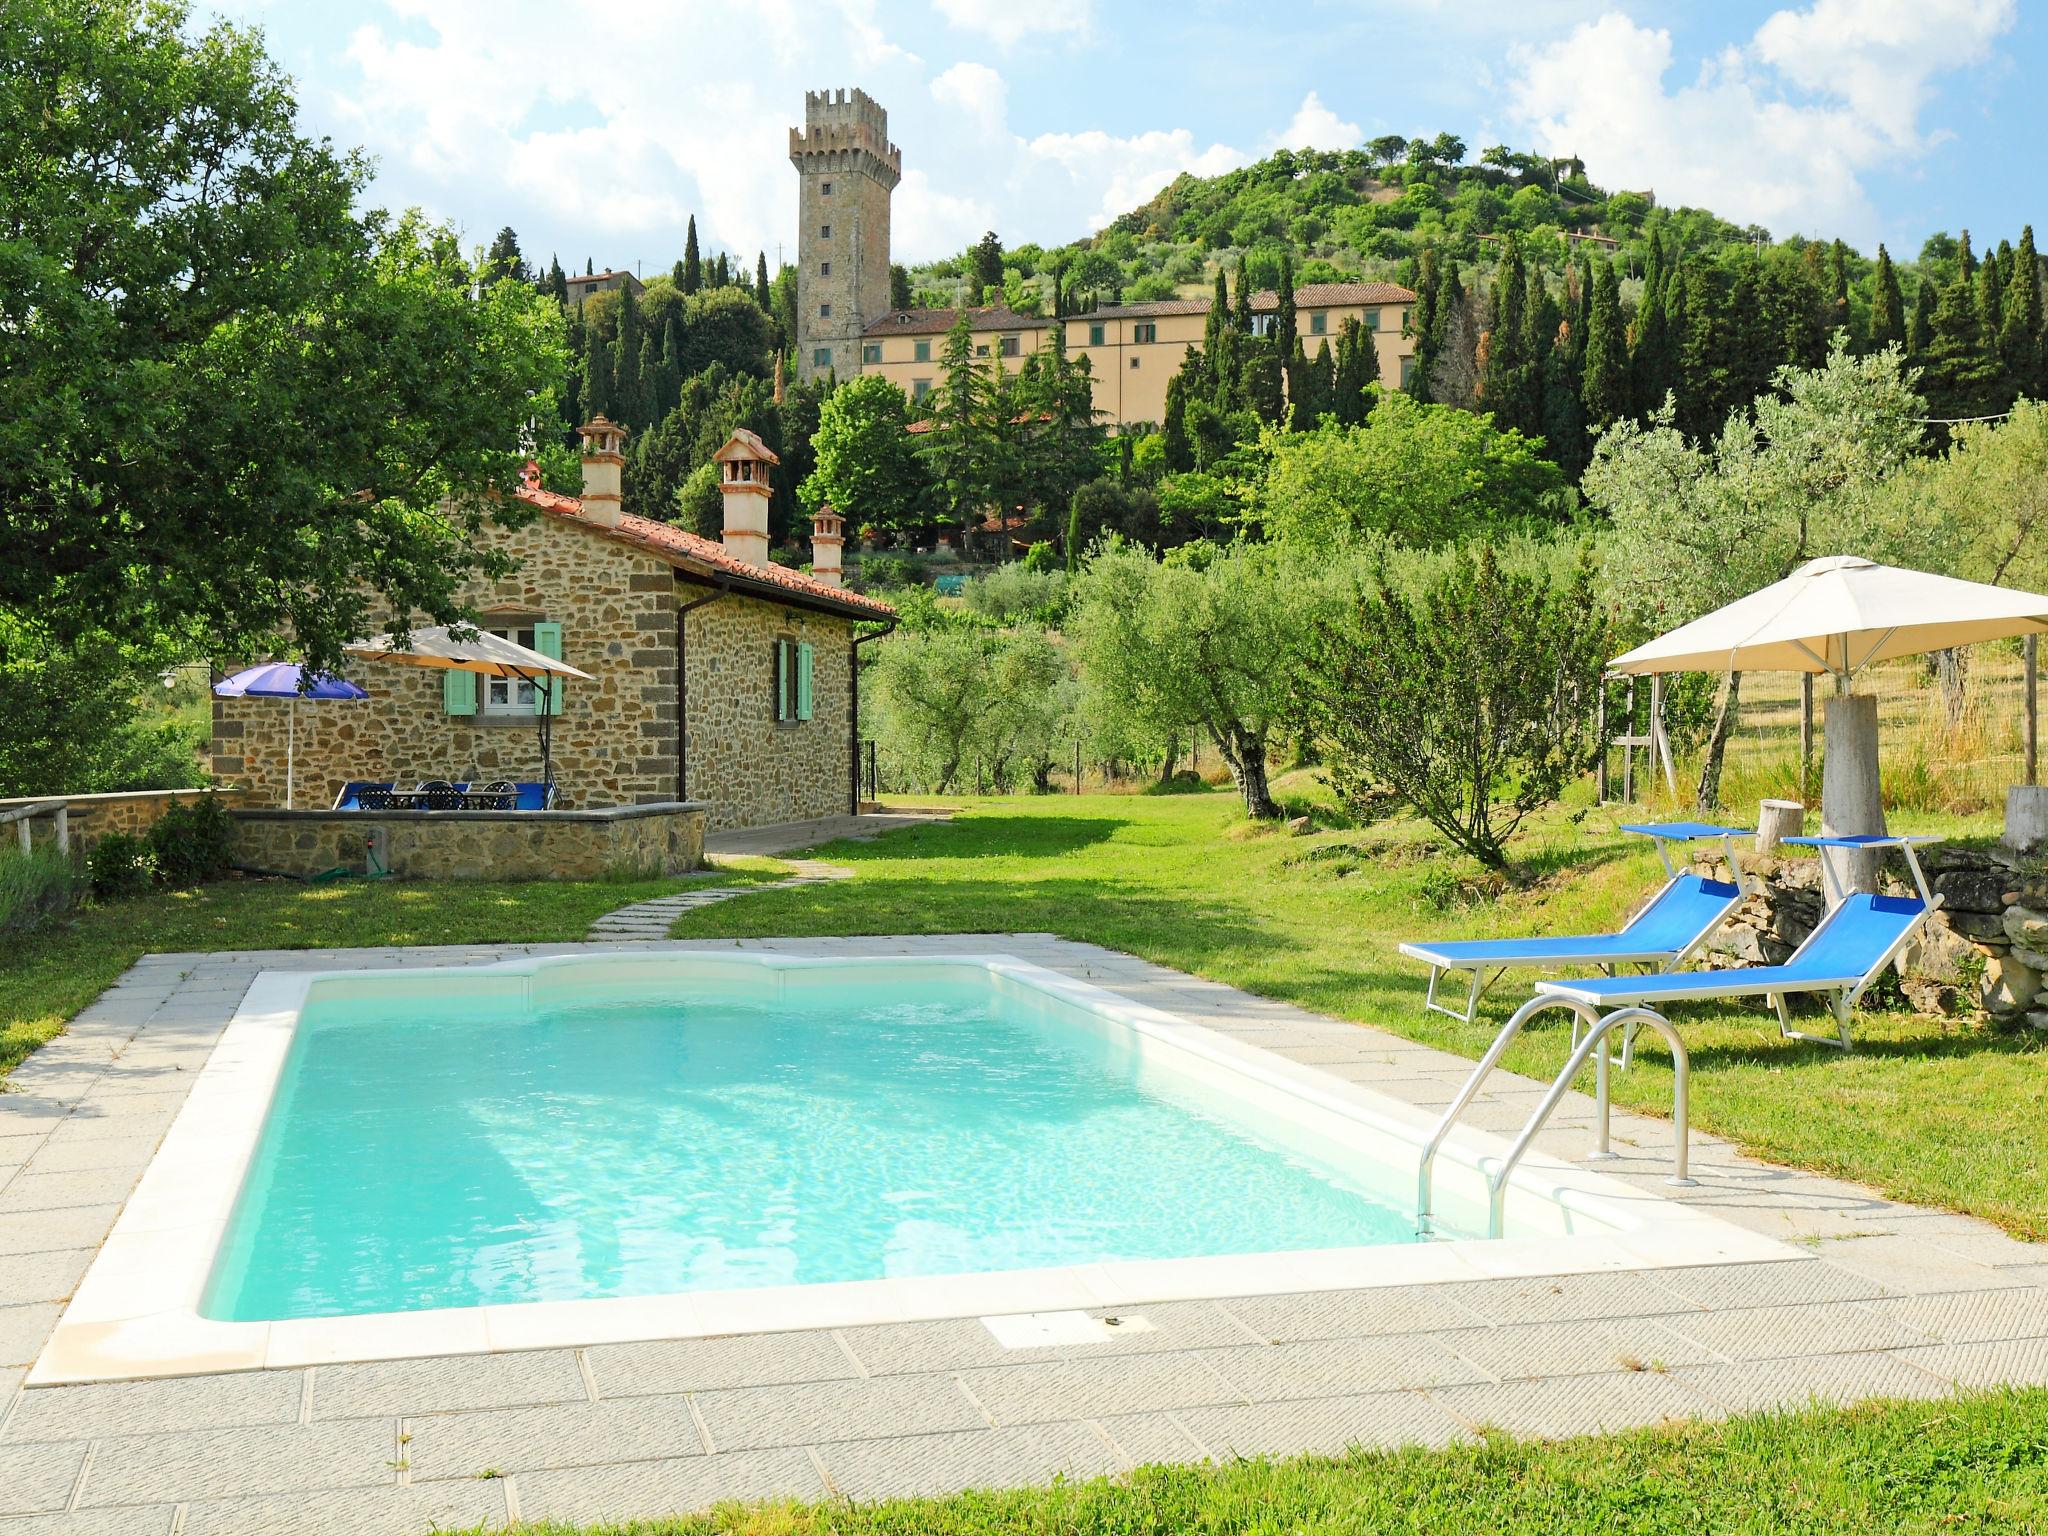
[672,789,2047,1239]
[480,1388,2048,1533]
[0,857,789,1080]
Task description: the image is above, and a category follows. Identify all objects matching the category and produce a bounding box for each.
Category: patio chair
[1530,834,1943,1052]
[414,779,466,812]
[332,781,394,811]
[471,779,518,811]
[1397,822,1752,1025]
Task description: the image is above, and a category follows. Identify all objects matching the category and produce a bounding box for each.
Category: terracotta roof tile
[513,484,894,618]
[862,305,1053,338]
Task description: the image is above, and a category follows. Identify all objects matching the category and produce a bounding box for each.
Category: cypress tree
[1581,257,1629,434]
[1331,318,1375,425]
[756,253,771,309]
[1286,337,1319,430]
[546,255,568,304]
[1232,255,1254,335]
[1909,276,1936,358]
[1827,239,1850,336]
[611,286,644,426]
[581,322,610,419]
[1202,267,1229,362]
[1977,249,2006,349]
[1922,265,2004,421]
[1408,247,1440,403]
[682,217,702,294]
[1958,229,1977,283]
[1631,236,1676,413]
[1162,371,1194,472]
[1428,255,1461,402]
[1275,253,1297,365]
[1314,338,1336,415]
[585,257,594,276]
[1869,244,1906,354]
[2002,226,2043,395]
[1481,234,1539,436]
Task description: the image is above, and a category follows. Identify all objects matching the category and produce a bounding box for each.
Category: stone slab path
[584,811,949,941]
[0,935,2041,1534]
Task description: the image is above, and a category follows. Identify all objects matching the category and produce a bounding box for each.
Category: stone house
[210,419,893,832]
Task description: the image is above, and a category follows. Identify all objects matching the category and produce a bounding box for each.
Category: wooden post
[1757,798,1805,854]
[53,806,68,856]
[1595,680,1609,804]
[1820,693,1886,903]
[14,820,26,856]
[1073,742,1082,795]
[2027,635,2038,787]
[1799,673,1815,803]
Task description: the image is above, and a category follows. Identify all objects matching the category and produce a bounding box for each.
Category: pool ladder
[1415,996,1695,1239]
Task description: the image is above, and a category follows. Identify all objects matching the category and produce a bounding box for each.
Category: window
[820,261,831,276]
[772,638,814,724]
[1088,323,1105,346]
[1251,314,1277,337]
[1400,356,1415,390]
[1309,312,1327,335]
[998,335,1020,358]
[912,378,931,400]
[819,302,832,319]
[1129,355,1140,369]
[813,347,832,368]
[913,339,931,362]
[862,343,881,365]
[820,223,831,239]
[821,180,833,196]
[453,622,561,717]
[974,343,990,357]
[1133,322,1157,343]
[1364,309,1381,331]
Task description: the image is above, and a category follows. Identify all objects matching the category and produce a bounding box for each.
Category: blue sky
[207,0,2039,272]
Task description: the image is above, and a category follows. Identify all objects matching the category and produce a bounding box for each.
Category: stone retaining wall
[227,802,707,883]
[0,789,246,853]
[1698,841,2048,1027]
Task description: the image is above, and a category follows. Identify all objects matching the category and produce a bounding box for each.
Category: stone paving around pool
[0,935,2043,1534]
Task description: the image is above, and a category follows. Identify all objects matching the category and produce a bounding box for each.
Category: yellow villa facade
[855,282,1418,428]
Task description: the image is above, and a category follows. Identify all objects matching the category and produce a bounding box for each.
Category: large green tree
[799,374,927,536]
[1,0,566,676]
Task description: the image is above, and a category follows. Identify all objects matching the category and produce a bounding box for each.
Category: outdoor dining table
[356,787,517,812]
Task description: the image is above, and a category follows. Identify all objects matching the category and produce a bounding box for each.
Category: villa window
[1365,309,1381,331]
[813,347,832,368]
[446,621,563,718]
[1129,355,1140,369]
[772,638,815,724]
[1310,312,1327,335]
[913,339,931,362]
[998,335,1020,358]
[1251,314,1277,337]
[974,343,989,357]
[913,378,931,400]
[862,343,881,365]
[1133,322,1157,343]
[1400,356,1415,389]
[1088,323,1105,346]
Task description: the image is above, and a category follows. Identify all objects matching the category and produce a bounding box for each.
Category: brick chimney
[810,505,844,588]
[714,428,780,567]
[577,415,627,528]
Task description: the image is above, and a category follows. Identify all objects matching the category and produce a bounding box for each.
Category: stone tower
[789,88,900,383]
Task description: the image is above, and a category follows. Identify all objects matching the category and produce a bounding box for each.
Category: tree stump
[2005,786,2048,853]
[1820,693,1886,904]
[1756,799,1805,854]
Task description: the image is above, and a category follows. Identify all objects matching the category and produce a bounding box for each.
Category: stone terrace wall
[228,803,707,882]
[1700,843,2048,1028]
[683,593,856,832]
[212,515,678,811]
[0,788,246,853]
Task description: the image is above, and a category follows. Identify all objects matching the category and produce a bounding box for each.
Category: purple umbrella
[213,665,368,809]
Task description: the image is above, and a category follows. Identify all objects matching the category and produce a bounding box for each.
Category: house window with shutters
[772,638,815,724]
[446,621,563,718]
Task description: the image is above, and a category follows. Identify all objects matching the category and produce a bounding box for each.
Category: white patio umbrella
[1609,555,2048,894]
[345,625,592,788]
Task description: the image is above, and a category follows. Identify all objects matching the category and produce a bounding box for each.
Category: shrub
[0,844,78,935]
[145,794,234,887]
[86,833,155,899]
[1141,769,1209,796]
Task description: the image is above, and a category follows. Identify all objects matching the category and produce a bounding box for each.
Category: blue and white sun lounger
[1398,822,1751,1024]
[1534,834,1943,1052]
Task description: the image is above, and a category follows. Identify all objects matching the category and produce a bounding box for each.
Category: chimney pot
[810,505,845,588]
[577,414,628,528]
[714,429,780,568]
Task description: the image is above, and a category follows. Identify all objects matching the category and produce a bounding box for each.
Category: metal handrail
[1483,1006,1695,1238]
[1415,993,1598,1231]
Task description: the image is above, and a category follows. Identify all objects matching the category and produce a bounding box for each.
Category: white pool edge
[32,952,1794,1385]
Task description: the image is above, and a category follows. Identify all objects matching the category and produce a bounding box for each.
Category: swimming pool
[38,951,1787,1383]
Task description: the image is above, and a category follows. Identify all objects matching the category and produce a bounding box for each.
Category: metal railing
[1417,993,1695,1239]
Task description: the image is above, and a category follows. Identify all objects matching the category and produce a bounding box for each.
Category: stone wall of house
[683,593,856,831]
[212,516,680,812]
[227,803,706,882]
[0,788,246,852]
[1699,842,2048,1028]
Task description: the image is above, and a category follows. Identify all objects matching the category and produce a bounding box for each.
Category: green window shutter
[774,640,788,722]
[531,622,564,715]
[443,668,477,716]
[796,642,814,722]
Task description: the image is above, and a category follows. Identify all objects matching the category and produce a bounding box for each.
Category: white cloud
[1268,90,1363,153]
[931,0,1093,48]
[1025,127,1246,231]
[931,60,1007,138]
[1505,1,2015,246]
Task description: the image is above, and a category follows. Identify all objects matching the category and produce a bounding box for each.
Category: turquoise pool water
[204,966,1421,1321]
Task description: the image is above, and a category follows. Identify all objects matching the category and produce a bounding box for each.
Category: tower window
[813,347,832,368]
[820,303,831,318]
[822,180,834,195]
[820,261,831,277]
[862,343,881,364]
[820,223,832,239]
